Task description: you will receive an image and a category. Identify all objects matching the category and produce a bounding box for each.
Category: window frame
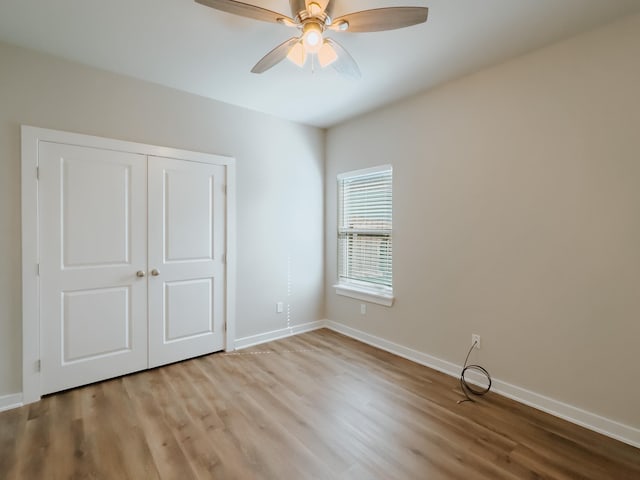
[334,165,394,307]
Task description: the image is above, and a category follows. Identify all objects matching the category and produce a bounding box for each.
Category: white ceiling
[0,0,639,127]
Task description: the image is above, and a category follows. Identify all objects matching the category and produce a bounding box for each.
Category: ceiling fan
[195,0,429,78]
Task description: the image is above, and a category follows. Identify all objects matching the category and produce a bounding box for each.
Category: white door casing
[38,142,148,394]
[21,126,236,404]
[148,156,226,367]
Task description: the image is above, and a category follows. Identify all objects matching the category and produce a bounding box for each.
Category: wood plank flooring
[1,328,639,479]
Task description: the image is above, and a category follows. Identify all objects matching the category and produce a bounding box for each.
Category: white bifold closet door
[147,156,226,368]
[39,142,148,394]
[38,143,225,395]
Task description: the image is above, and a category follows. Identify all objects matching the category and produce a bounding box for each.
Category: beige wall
[0,42,325,397]
[326,14,640,428]
[2,11,639,434]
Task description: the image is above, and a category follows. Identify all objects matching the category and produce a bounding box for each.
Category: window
[335,165,393,306]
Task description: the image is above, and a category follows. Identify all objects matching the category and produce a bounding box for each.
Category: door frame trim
[21,125,236,404]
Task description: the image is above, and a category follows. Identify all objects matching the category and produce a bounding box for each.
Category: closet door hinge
[35,359,41,372]
[37,263,40,276]
[36,166,39,180]
[221,253,226,265]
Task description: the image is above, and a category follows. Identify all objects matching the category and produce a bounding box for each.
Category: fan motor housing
[290,0,332,24]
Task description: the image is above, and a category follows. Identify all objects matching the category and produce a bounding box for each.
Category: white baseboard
[326,320,463,376]
[489,376,640,448]
[324,320,640,449]
[234,320,325,350]
[0,321,327,413]
[4,319,637,449]
[0,393,23,412]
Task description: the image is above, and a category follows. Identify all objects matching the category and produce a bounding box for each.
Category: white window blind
[338,165,392,291]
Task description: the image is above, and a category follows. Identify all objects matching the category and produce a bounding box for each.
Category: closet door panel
[148,156,226,367]
[39,142,148,395]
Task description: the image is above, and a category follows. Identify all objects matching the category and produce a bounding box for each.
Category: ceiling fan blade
[195,0,294,24]
[325,38,361,79]
[251,37,301,73]
[324,0,336,19]
[289,0,306,18]
[332,7,428,33]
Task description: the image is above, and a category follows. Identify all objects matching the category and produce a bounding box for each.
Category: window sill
[333,284,394,307]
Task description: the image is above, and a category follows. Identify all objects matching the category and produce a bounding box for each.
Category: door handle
[136,270,146,278]
[151,269,160,277]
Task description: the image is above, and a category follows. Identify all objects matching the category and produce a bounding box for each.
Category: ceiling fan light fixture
[318,40,338,67]
[302,22,323,53]
[194,0,429,77]
[287,41,307,67]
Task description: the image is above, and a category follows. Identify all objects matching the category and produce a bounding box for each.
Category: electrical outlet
[276,302,284,313]
[471,334,481,349]
[360,303,366,315]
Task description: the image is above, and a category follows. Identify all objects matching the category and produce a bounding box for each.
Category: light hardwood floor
[1,329,639,479]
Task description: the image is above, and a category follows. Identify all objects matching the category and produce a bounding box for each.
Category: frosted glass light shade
[318,41,338,67]
[287,42,307,67]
